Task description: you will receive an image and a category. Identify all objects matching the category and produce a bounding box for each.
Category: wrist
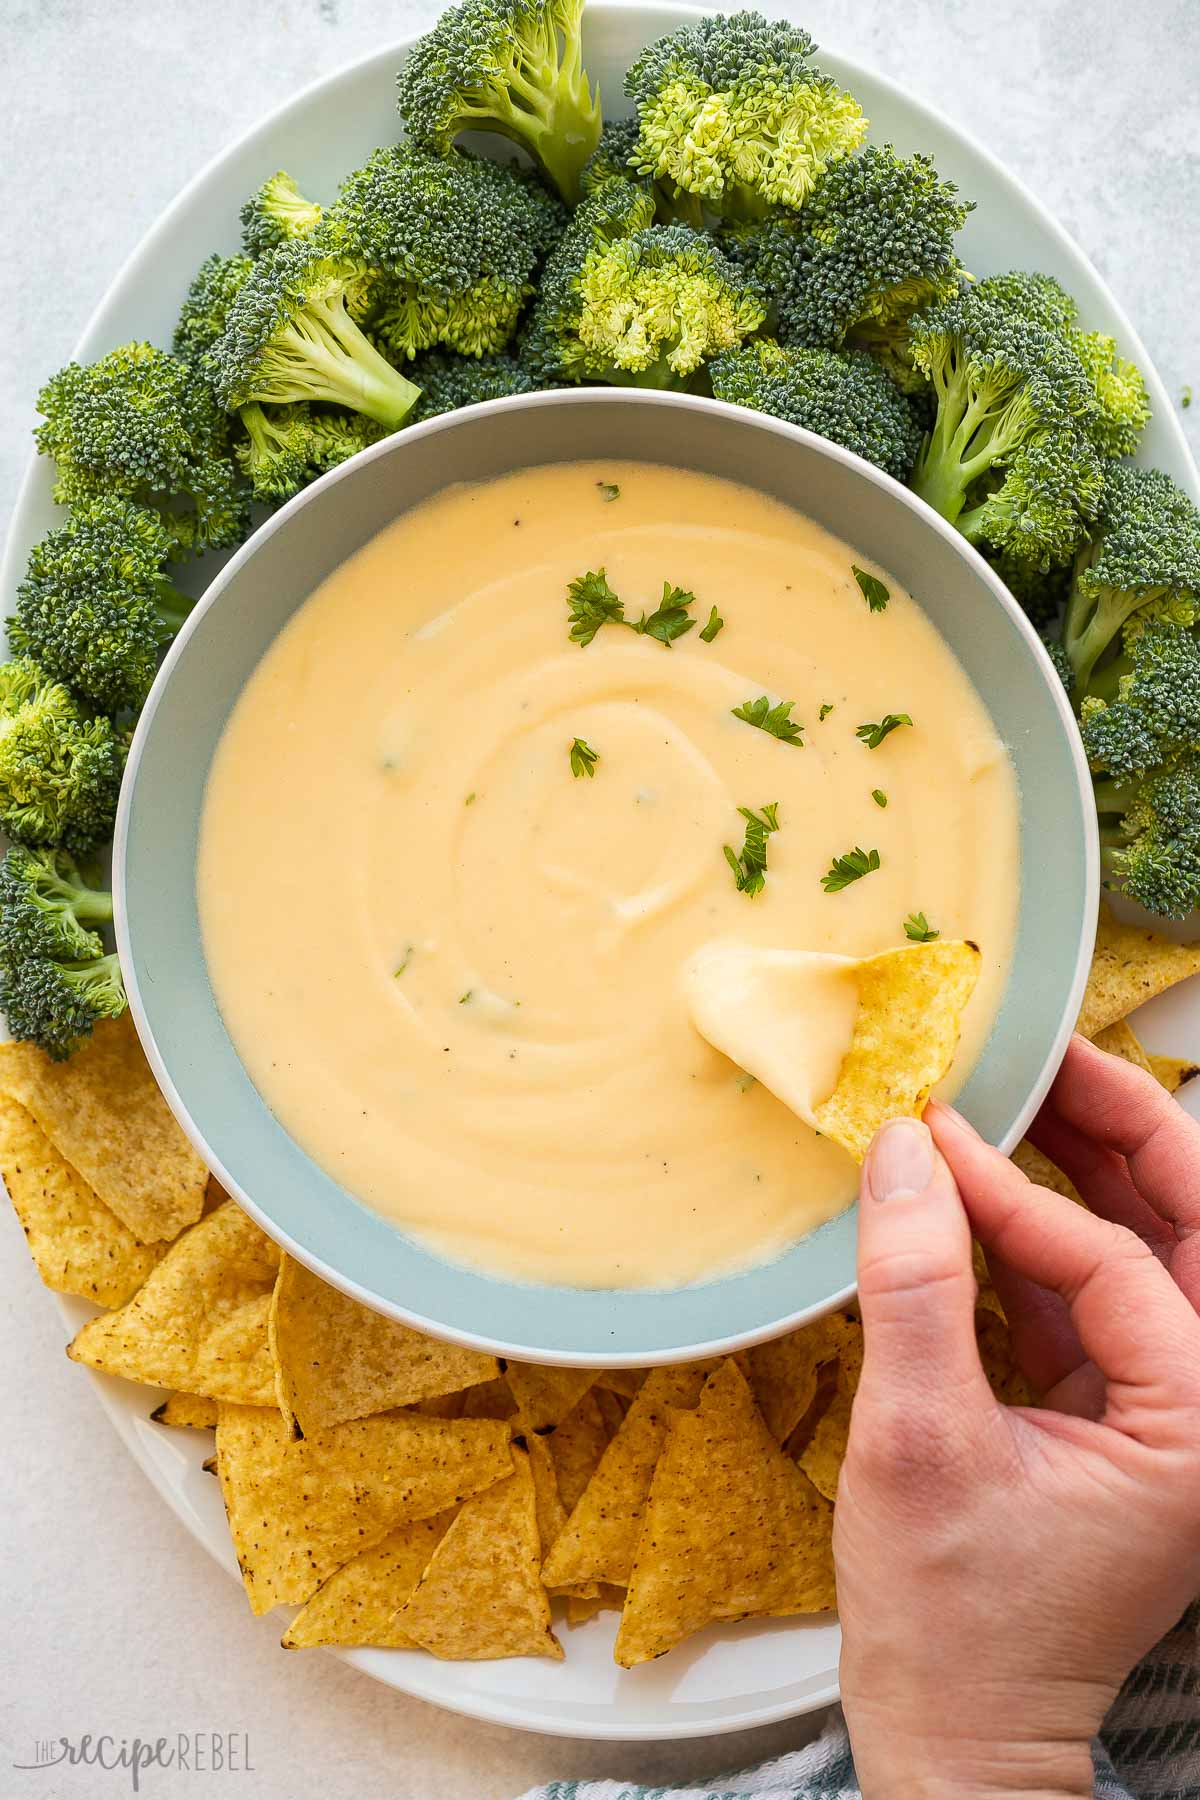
[851,1723,1096,1800]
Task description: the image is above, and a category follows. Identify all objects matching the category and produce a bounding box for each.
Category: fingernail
[928,1098,973,1133]
[866,1118,934,1201]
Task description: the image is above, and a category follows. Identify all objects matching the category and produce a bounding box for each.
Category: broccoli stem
[155,578,195,639]
[276,295,420,429]
[1063,582,1139,693]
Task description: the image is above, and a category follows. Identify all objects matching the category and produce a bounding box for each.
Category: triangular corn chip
[747,1315,840,1442]
[1090,1017,1152,1071]
[541,1360,717,1592]
[596,1370,645,1400]
[796,1312,863,1501]
[975,1309,1032,1407]
[593,1387,628,1438]
[547,1388,609,1515]
[503,1363,597,1432]
[269,1253,498,1436]
[151,1392,218,1431]
[1011,1139,1080,1204]
[615,1360,835,1666]
[460,1376,517,1420]
[67,1202,280,1403]
[1150,1053,1199,1095]
[564,1586,624,1628]
[520,1426,567,1559]
[216,1402,512,1613]
[812,940,981,1161]
[1078,905,1200,1037]
[0,1097,162,1307]
[0,1013,206,1241]
[393,1448,562,1660]
[281,1509,456,1649]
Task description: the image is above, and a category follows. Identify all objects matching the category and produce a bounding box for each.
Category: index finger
[1043,1036,1200,1237]
[930,1103,1200,1444]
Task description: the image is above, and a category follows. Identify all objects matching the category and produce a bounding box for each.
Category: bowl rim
[115,385,1100,1366]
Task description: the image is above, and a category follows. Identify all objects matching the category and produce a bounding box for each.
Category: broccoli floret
[235,402,321,501]
[0,659,125,852]
[580,116,642,194]
[174,252,255,366]
[1091,760,1200,922]
[522,179,764,386]
[709,339,924,481]
[0,946,127,1062]
[35,343,250,559]
[409,349,539,420]
[729,147,972,350]
[319,146,564,361]
[0,845,112,962]
[240,171,322,257]
[306,409,387,471]
[906,278,1103,571]
[1063,464,1200,692]
[990,553,1072,632]
[1040,635,1074,691]
[1070,330,1151,459]
[1078,621,1200,781]
[209,241,421,431]
[623,12,865,222]
[396,0,601,204]
[12,500,192,713]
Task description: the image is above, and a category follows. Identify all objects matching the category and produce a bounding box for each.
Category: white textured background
[1,3,1197,1796]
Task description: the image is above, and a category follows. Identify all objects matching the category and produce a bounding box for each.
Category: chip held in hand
[683,937,982,1161]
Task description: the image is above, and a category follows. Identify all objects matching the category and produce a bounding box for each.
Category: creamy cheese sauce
[198,460,1019,1288]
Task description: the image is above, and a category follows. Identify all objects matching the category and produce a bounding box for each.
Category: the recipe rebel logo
[12,1732,254,1791]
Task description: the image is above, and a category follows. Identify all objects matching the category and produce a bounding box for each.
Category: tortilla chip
[1011,1139,1080,1204]
[596,1370,645,1400]
[503,1363,597,1432]
[67,1201,280,1403]
[410,1391,467,1419]
[593,1387,629,1438]
[1078,906,1200,1038]
[0,1098,162,1307]
[565,1586,625,1627]
[547,1388,610,1515]
[281,1509,456,1649]
[615,1360,835,1667]
[541,1360,717,1592]
[216,1402,512,1614]
[460,1376,518,1420]
[812,940,981,1161]
[520,1425,568,1558]
[1149,1053,1200,1095]
[796,1312,863,1502]
[747,1316,839,1442]
[393,1448,563,1660]
[1091,1017,1153,1072]
[782,1358,840,1461]
[0,1014,206,1242]
[975,1308,1032,1407]
[152,1391,218,1431]
[269,1253,498,1437]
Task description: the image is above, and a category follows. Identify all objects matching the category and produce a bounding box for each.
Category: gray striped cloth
[520,1604,1199,1800]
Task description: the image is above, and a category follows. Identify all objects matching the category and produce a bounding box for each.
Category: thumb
[855,1117,986,1409]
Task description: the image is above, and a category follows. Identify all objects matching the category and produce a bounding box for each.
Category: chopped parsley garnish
[731,695,804,746]
[631,582,697,646]
[818,702,835,721]
[852,565,890,612]
[567,569,625,645]
[394,946,414,978]
[871,788,888,807]
[464,791,477,806]
[699,605,724,643]
[904,912,940,942]
[822,845,881,892]
[459,990,474,1004]
[599,481,621,501]
[724,802,781,898]
[569,736,599,779]
[1183,387,1193,411]
[856,712,913,749]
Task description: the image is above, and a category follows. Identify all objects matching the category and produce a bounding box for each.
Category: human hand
[835,1036,1200,1800]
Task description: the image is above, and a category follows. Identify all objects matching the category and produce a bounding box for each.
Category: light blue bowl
[116,390,1098,1366]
